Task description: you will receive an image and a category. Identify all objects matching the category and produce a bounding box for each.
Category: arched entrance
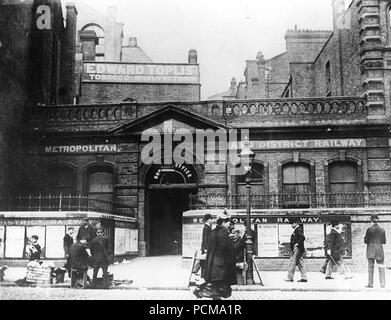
[145,163,198,256]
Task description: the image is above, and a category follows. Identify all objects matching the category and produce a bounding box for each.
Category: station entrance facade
[145,163,198,256]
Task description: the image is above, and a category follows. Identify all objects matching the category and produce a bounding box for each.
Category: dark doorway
[149,189,194,256]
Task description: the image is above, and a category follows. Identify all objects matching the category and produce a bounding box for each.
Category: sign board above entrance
[44,144,118,154]
[83,62,200,84]
[230,139,366,150]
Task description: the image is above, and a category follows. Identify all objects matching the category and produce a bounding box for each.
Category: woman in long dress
[194,214,236,300]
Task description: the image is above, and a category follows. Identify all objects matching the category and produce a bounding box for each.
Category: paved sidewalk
[1,256,391,292]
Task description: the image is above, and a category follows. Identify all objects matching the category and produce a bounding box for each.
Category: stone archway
[144,163,198,256]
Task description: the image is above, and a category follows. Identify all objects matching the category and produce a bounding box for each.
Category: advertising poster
[257,224,279,257]
[182,224,203,257]
[304,224,325,257]
[129,229,139,252]
[5,226,25,258]
[278,224,293,257]
[114,228,126,255]
[45,226,65,258]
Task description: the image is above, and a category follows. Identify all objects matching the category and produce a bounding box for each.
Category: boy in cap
[364,214,386,288]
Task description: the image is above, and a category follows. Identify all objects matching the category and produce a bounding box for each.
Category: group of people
[26,218,112,288]
[193,212,387,299]
[193,212,247,300]
[285,214,386,288]
[63,218,113,289]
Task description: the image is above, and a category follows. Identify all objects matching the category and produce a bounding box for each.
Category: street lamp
[239,140,255,285]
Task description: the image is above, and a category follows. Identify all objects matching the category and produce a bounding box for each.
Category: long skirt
[193,281,232,299]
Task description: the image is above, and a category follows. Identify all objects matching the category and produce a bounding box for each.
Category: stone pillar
[188,49,198,64]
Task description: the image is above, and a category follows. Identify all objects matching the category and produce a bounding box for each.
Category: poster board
[46,226,65,258]
[0,226,4,258]
[278,225,293,257]
[304,224,325,257]
[114,228,126,255]
[5,226,25,258]
[129,229,138,252]
[257,224,279,257]
[182,224,203,257]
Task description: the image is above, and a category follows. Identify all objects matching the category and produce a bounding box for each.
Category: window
[282,163,310,208]
[47,166,76,195]
[325,61,331,96]
[329,162,359,206]
[88,169,114,202]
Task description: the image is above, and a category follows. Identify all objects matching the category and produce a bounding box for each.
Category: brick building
[1,0,391,271]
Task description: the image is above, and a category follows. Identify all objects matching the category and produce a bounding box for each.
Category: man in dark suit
[325,222,352,280]
[63,227,75,275]
[192,214,213,280]
[285,222,307,282]
[69,236,90,288]
[364,214,386,288]
[90,228,112,289]
[76,218,97,243]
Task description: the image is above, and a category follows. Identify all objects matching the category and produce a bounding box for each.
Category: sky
[66,0,349,99]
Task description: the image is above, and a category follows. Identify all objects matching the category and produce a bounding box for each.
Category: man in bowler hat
[364,214,386,288]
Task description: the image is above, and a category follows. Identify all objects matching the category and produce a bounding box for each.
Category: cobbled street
[1,286,390,300]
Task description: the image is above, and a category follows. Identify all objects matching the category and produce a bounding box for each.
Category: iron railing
[189,192,391,210]
[0,194,136,218]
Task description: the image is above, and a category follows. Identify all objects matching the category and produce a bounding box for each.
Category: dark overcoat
[201,223,212,253]
[63,234,73,256]
[76,223,96,242]
[233,237,245,264]
[69,242,89,270]
[204,225,236,285]
[364,223,386,260]
[326,229,346,261]
[290,227,306,257]
[90,236,111,266]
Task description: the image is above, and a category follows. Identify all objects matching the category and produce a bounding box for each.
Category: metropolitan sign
[82,62,200,84]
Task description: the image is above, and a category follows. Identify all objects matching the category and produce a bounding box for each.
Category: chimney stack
[188,49,198,64]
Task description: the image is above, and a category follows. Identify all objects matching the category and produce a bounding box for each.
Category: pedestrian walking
[192,214,213,280]
[90,228,112,289]
[76,218,97,243]
[26,235,42,262]
[193,212,236,300]
[364,214,386,288]
[320,223,331,274]
[325,222,352,280]
[285,222,307,282]
[69,236,90,288]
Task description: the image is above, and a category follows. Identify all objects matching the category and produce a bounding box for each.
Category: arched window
[47,166,76,195]
[329,161,359,206]
[87,166,114,203]
[282,163,310,208]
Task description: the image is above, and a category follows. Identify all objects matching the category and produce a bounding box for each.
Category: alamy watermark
[141,128,252,176]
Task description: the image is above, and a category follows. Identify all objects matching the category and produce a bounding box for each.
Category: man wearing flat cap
[364,214,386,288]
